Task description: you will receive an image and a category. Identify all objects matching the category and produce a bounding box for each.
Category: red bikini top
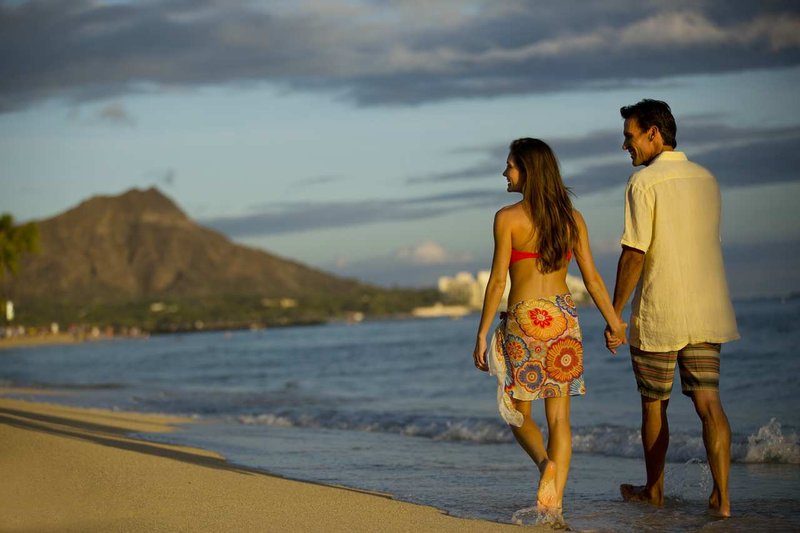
[510,249,572,265]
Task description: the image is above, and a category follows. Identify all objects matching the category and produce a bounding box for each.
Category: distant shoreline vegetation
[5,292,794,342]
[7,287,440,334]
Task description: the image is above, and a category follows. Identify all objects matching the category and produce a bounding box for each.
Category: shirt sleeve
[620,181,654,253]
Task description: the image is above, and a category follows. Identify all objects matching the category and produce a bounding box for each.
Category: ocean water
[2,298,799,531]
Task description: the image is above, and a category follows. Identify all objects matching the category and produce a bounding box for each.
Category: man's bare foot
[620,483,663,506]
[537,460,558,510]
[708,488,731,517]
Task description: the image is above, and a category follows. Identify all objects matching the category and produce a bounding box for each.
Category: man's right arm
[612,245,645,315]
[615,179,651,315]
[606,178,649,350]
[605,246,645,351]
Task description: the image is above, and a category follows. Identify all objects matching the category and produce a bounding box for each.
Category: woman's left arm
[572,210,627,352]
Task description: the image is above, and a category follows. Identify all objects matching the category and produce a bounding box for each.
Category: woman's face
[503,153,524,193]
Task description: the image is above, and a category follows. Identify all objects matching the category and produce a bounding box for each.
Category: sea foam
[739,418,800,464]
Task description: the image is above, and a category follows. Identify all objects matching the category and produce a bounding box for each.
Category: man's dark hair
[620,99,677,148]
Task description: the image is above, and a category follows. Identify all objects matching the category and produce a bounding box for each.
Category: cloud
[202,119,800,238]
[201,188,504,237]
[395,240,472,265]
[1,1,798,110]
[145,168,177,187]
[305,175,341,185]
[405,161,501,184]
[567,126,800,194]
[325,242,485,288]
[159,168,176,187]
[96,101,135,126]
[406,122,800,194]
[326,256,482,289]
[282,175,342,190]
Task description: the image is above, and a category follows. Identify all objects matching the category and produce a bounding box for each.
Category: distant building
[438,271,588,310]
[438,272,488,308]
[565,274,589,304]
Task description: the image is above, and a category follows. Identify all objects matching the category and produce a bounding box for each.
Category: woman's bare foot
[620,483,663,506]
[708,487,731,517]
[537,460,558,510]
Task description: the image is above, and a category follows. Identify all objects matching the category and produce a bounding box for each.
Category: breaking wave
[236,410,799,464]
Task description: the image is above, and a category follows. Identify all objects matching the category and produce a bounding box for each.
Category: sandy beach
[0,333,80,350]
[0,392,519,532]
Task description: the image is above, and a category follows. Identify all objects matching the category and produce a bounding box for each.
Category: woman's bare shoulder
[495,202,527,225]
[495,203,533,243]
[572,209,586,229]
[497,201,527,216]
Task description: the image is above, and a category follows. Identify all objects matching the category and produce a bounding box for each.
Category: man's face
[622,117,658,166]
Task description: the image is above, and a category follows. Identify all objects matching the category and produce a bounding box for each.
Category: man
[606,99,739,517]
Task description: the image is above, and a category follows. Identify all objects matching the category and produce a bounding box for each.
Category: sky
[1,0,800,299]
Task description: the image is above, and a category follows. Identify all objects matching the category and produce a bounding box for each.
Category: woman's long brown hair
[509,138,578,273]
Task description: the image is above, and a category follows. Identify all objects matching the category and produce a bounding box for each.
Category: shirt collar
[653,151,687,162]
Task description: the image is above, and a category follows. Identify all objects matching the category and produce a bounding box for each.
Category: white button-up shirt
[621,151,740,352]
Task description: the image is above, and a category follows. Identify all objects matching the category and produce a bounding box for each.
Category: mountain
[1,188,434,328]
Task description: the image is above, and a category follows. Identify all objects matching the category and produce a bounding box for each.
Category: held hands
[473,336,489,372]
[604,321,628,355]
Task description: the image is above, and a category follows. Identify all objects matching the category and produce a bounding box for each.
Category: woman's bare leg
[508,398,557,508]
[544,396,572,509]
[509,398,548,463]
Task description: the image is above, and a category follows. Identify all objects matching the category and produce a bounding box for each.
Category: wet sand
[0,393,521,532]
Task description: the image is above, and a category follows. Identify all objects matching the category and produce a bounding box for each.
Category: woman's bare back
[504,202,570,307]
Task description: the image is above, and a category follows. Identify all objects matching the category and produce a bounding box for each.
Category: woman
[473,138,626,515]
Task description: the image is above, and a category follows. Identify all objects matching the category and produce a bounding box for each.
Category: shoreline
[0,317,431,351]
[0,332,82,350]
[0,391,520,532]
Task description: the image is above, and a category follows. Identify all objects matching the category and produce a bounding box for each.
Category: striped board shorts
[630,343,721,400]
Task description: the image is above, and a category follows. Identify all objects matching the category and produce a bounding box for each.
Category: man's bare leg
[690,390,731,517]
[544,396,571,510]
[621,396,669,506]
[509,398,558,509]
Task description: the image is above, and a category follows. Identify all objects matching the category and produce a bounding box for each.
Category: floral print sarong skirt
[488,293,585,427]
